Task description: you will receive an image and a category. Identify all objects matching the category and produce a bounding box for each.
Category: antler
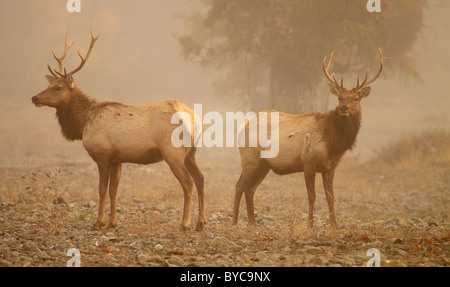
[356,45,390,89]
[48,32,74,78]
[67,29,100,76]
[323,48,345,89]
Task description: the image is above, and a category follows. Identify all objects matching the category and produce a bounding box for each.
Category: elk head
[32,30,99,108]
[323,46,389,116]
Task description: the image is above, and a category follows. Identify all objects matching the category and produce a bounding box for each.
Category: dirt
[0,145,448,267]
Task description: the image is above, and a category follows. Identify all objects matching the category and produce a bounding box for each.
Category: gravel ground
[0,146,448,267]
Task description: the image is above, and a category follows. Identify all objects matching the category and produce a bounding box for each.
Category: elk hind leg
[93,162,110,230]
[107,163,122,229]
[185,148,206,231]
[165,154,194,231]
[232,162,270,226]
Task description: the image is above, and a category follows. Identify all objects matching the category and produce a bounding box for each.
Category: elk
[232,46,388,228]
[32,30,206,231]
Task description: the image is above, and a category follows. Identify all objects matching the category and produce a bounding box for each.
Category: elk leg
[165,156,194,231]
[94,162,110,230]
[304,167,316,228]
[107,163,122,229]
[232,174,244,225]
[322,169,338,228]
[233,163,270,226]
[185,148,206,231]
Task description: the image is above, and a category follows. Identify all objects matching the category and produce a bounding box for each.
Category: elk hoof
[330,222,339,230]
[180,224,190,232]
[196,221,205,231]
[107,223,117,230]
[92,222,104,230]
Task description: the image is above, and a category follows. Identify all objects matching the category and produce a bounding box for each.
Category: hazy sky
[0,0,449,165]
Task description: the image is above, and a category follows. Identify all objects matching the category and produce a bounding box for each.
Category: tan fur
[232,47,387,229]
[32,31,205,231]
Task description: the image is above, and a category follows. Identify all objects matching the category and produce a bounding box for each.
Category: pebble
[254,251,268,261]
[390,238,403,244]
[168,255,186,266]
[154,244,164,251]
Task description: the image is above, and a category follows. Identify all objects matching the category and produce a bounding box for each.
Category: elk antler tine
[341,78,344,88]
[68,29,100,75]
[358,45,388,88]
[54,70,64,77]
[47,64,58,77]
[357,76,360,87]
[49,32,74,77]
[323,48,343,89]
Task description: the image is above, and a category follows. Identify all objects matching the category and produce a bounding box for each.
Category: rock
[53,197,67,205]
[211,237,235,246]
[254,251,268,261]
[137,254,153,265]
[428,221,439,227]
[0,259,13,267]
[391,248,408,256]
[437,256,449,266]
[229,244,244,252]
[86,201,96,208]
[159,260,170,267]
[149,255,163,263]
[331,256,355,266]
[297,246,323,255]
[168,256,186,266]
[390,238,403,244]
[154,244,164,251]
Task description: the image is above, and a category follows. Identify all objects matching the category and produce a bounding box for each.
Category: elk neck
[55,88,96,141]
[323,107,361,155]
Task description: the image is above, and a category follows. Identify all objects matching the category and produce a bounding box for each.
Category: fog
[0,0,449,167]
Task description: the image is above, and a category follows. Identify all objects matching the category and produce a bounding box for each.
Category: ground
[0,130,448,267]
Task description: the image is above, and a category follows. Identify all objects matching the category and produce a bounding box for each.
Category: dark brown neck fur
[56,88,96,141]
[323,107,361,155]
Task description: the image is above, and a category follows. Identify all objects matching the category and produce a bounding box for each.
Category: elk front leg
[304,167,316,228]
[94,162,110,230]
[322,169,338,229]
[107,163,122,229]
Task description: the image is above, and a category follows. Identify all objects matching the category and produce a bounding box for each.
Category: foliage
[178,0,427,113]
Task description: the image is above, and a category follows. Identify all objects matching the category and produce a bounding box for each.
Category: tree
[178,0,426,113]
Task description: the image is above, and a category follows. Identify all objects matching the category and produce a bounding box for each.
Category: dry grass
[369,128,450,170]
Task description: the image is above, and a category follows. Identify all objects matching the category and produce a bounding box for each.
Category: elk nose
[31,96,37,103]
[340,105,348,113]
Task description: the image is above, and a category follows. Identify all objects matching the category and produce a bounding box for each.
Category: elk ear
[328,83,341,97]
[45,75,57,84]
[359,86,371,99]
[65,74,75,89]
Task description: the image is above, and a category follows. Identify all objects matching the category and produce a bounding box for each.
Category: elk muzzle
[339,105,349,116]
[31,95,43,107]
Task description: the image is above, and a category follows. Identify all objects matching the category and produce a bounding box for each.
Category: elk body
[232,47,388,228]
[32,31,206,231]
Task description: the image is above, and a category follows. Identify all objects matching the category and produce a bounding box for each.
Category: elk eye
[55,86,62,91]
[353,97,359,102]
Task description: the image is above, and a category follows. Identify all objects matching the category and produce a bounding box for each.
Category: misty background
[0,0,449,167]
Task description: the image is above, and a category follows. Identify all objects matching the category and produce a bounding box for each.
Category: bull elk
[232,46,389,228]
[32,30,206,231]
